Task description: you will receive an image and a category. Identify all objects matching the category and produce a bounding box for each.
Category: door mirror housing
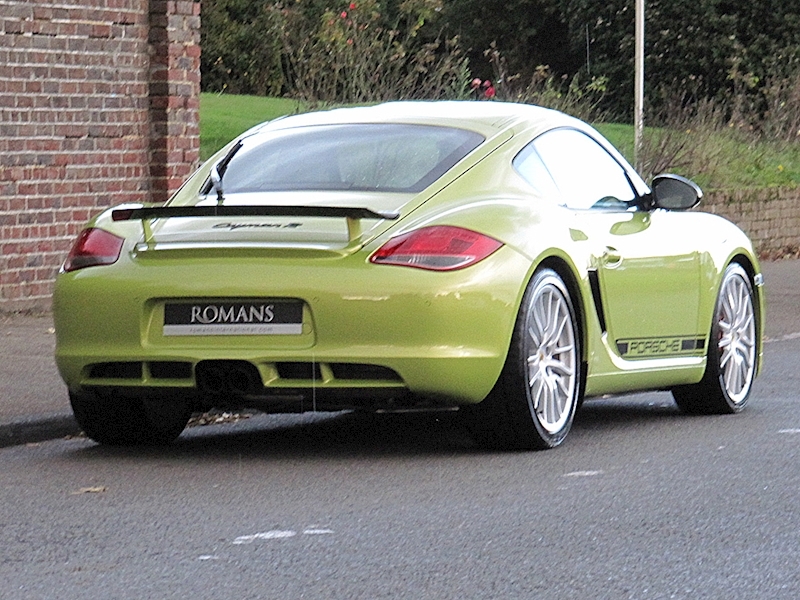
[649,174,703,211]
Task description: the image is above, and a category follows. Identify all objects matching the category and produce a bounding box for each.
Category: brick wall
[0,0,200,312]
[148,0,201,202]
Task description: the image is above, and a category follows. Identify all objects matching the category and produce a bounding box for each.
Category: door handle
[602,246,622,268]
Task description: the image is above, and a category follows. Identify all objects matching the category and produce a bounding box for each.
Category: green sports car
[54,101,765,449]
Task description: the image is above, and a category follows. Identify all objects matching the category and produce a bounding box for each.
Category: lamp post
[634,0,644,172]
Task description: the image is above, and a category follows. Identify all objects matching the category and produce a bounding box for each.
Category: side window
[513,143,561,201]
[533,128,638,210]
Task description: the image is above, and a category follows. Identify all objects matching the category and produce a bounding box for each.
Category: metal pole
[634,0,645,173]
[586,23,590,76]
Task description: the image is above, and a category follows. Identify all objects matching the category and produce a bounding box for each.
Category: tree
[201,0,284,95]
[560,0,800,119]
[442,0,581,82]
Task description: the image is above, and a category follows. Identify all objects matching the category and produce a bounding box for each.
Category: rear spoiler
[112,205,400,243]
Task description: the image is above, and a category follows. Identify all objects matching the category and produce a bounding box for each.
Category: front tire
[465,269,583,450]
[70,391,191,445]
[672,262,758,414]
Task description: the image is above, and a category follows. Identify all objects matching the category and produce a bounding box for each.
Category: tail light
[370,225,503,271]
[63,228,125,272]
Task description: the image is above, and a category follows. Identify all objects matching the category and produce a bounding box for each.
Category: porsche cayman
[54,101,765,449]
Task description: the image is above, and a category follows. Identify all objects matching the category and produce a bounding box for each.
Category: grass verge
[596,123,800,190]
[200,93,303,161]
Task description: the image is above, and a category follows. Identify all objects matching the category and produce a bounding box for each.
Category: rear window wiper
[201,140,244,201]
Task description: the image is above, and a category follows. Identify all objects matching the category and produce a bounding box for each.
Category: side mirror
[650,174,702,211]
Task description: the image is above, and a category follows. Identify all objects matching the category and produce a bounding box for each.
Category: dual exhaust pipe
[195,360,262,397]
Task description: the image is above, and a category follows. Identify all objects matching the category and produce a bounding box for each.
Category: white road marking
[233,530,297,544]
[778,429,800,434]
[303,528,334,535]
[232,528,334,545]
[764,332,800,343]
[563,470,604,478]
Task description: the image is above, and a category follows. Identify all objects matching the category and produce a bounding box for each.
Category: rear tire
[70,391,191,445]
[464,269,582,450]
[672,263,758,414]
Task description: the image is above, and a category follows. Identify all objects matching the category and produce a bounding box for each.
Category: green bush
[275,0,471,103]
[481,43,608,123]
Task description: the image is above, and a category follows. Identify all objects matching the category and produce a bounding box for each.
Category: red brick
[1,0,199,309]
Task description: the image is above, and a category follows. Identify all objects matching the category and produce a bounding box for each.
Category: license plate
[163,301,303,336]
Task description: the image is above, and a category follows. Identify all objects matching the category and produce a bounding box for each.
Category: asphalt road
[2,332,799,599]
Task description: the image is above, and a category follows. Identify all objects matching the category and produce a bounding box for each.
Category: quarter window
[512,143,561,200]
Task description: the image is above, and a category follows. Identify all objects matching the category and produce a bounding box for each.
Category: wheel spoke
[553,342,575,357]
[718,342,732,364]
[724,356,738,393]
[737,313,754,336]
[530,370,545,408]
[551,310,568,345]
[527,324,542,348]
[538,378,553,421]
[547,357,574,378]
[548,378,563,422]
[533,296,548,343]
[554,372,572,399]
[545,292,557,333]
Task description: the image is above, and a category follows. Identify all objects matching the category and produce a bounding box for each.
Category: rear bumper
[54,247,531,406]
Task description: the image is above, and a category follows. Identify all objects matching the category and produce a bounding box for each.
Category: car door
[522,128,702,360]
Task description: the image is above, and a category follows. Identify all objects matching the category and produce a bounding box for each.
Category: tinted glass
[219,124,484,194]
[533,128,637,210]
[513,143,561,200]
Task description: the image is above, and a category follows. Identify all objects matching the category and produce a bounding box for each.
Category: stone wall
[0,0,200,312]
[702,188,800,257]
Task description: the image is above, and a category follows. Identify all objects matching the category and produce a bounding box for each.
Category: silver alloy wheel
[671,262,758,415]
[461,268,582,450]
[717,269,757,404]
[524,277,578,433]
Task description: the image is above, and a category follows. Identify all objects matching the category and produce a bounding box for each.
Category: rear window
[217,124,484,194]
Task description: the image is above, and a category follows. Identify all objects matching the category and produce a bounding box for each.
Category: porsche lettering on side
[53,101,765,449]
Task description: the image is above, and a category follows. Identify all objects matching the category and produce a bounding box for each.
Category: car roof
[249,101,586,139]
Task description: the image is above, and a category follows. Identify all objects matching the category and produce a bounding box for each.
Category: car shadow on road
[66,410,473,461]
[575,393,682,426]
[62,392,693,461]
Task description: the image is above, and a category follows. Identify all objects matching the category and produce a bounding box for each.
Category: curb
[0,413,81,448]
